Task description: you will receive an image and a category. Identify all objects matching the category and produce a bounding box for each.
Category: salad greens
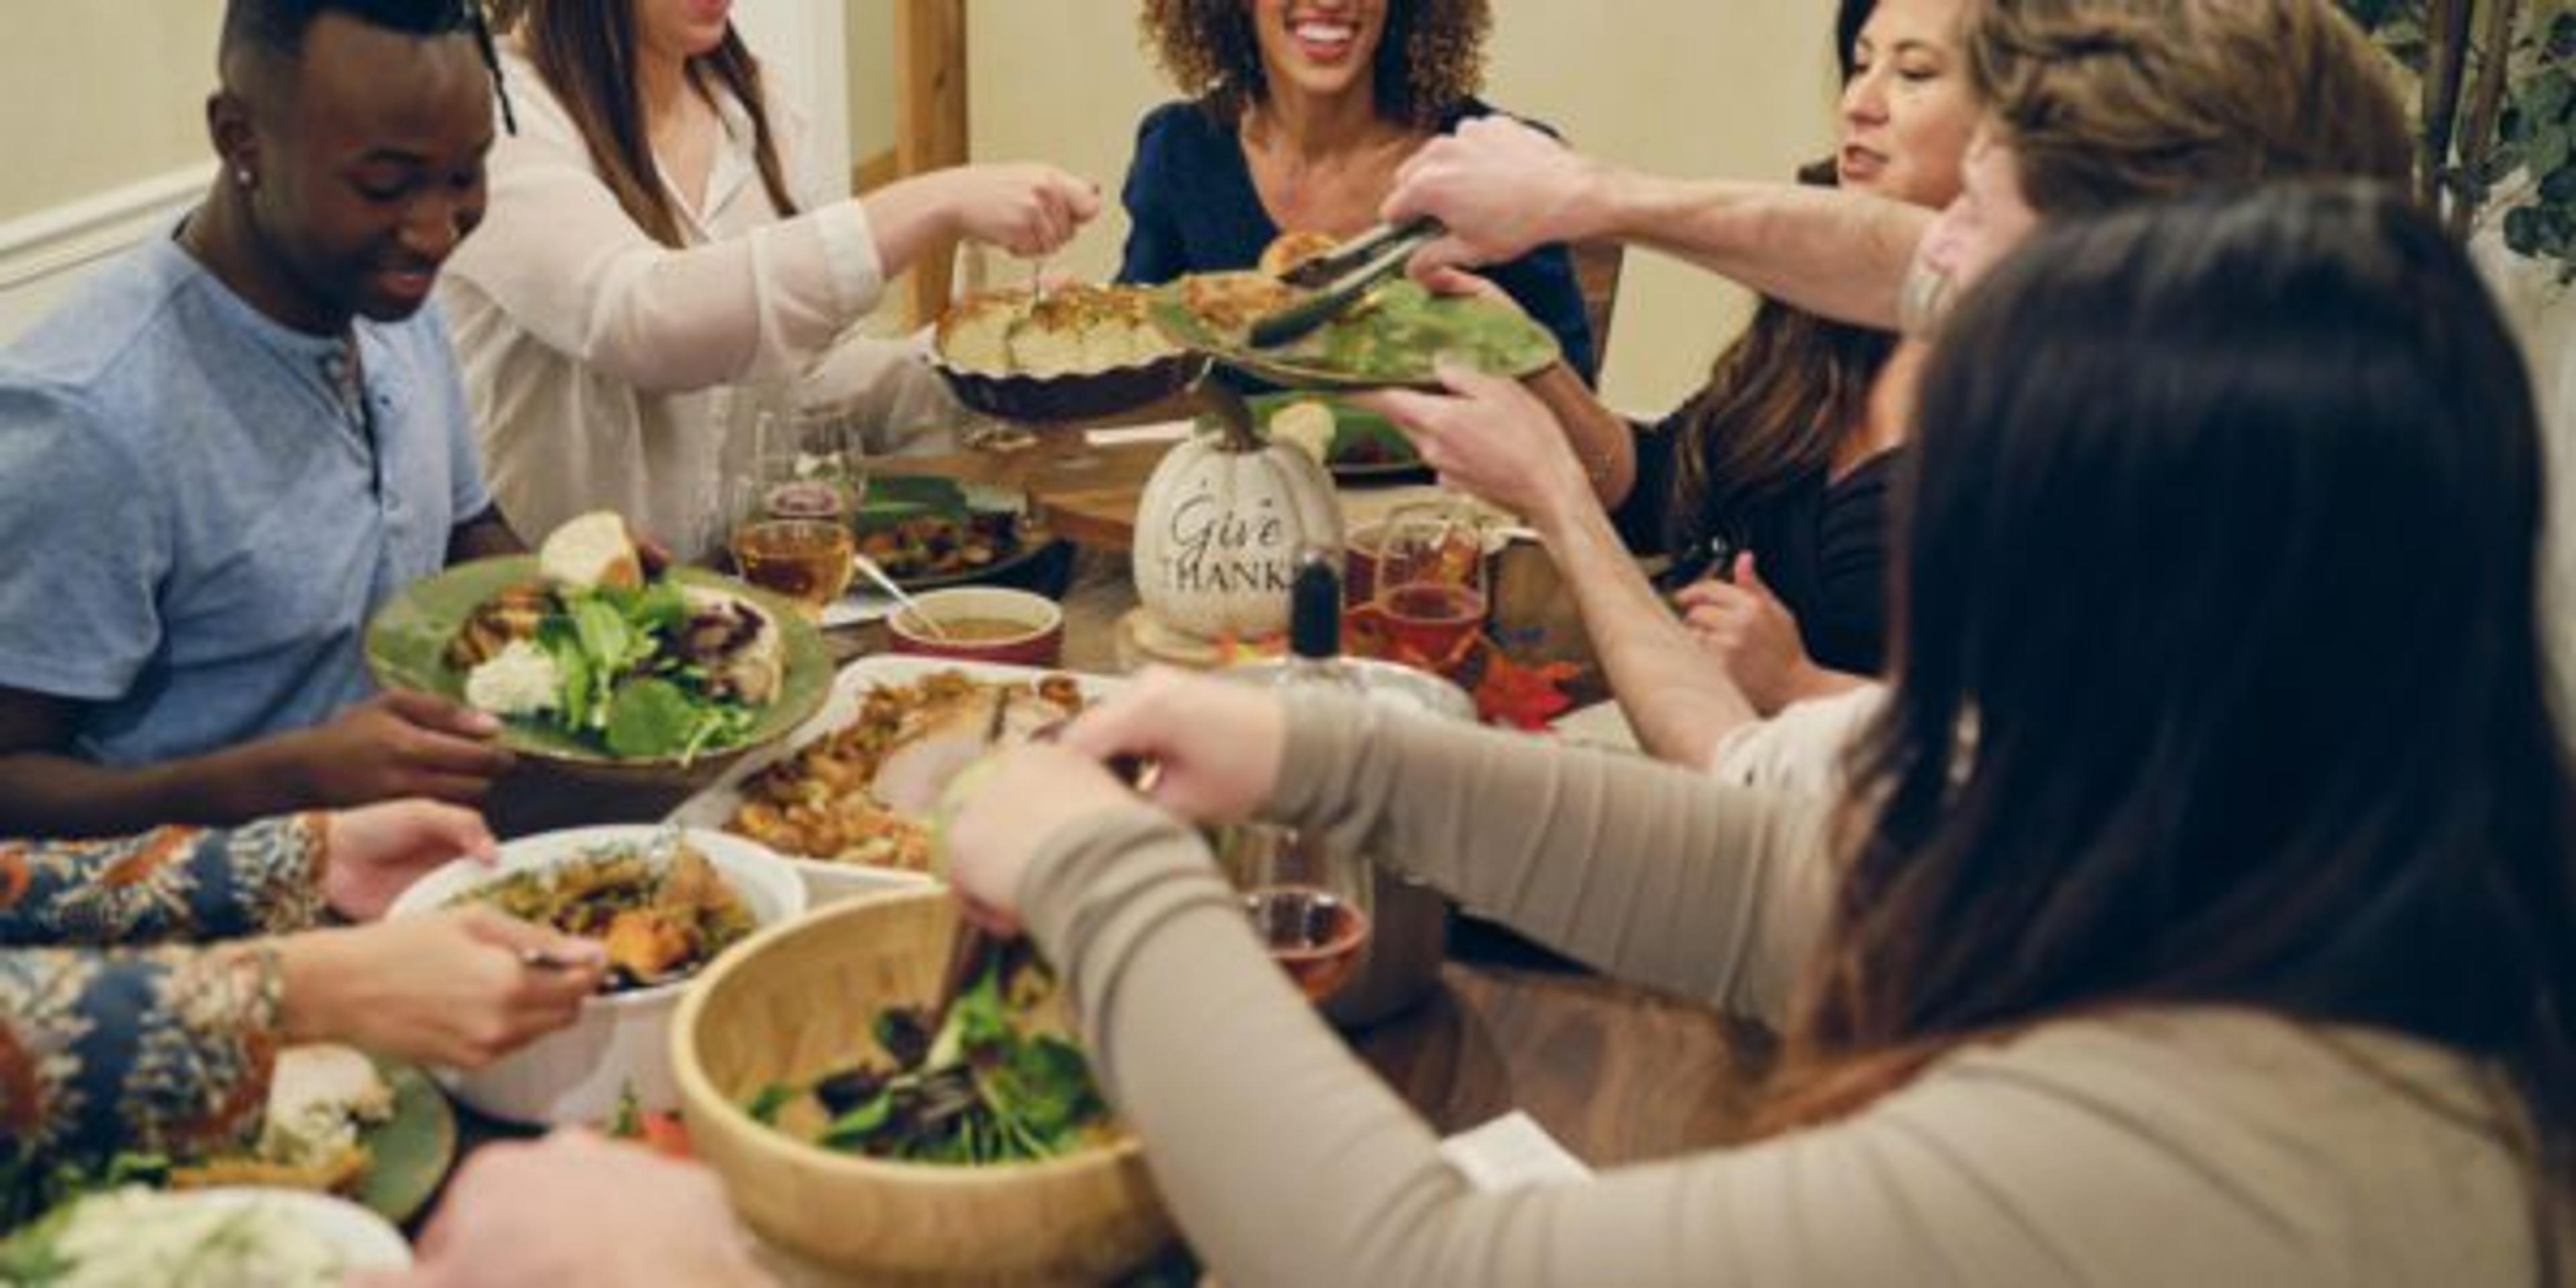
[746,955,1112,1166]
[525,582,757,761]
[1306,278,1555,380]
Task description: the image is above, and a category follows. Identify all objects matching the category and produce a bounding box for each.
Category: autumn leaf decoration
[1458,643,1582,730]
[1342,604,1580,729]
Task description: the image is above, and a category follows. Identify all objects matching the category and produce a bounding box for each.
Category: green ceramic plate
[357,1058,455,1226]
[851,476,1063,590]
[1152,276,1559,392]
[1238,392,1428,482]
[362,556,832,770]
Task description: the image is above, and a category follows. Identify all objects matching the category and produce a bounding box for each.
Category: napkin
[1438,1111,1595,1191]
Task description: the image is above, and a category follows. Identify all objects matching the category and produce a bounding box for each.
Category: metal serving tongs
[1250,217,1445,350]
[921,692,1018,1034]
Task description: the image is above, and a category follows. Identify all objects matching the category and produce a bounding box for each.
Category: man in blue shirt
[0,0,525,834]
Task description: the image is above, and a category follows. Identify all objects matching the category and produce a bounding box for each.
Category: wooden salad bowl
[672,888,1172,1285]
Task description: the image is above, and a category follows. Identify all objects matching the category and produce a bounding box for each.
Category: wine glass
[1371,501,1489,675]
[724,469,855,620]
[1226,824,1374,1002]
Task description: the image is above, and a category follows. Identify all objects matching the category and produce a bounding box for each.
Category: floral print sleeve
[0,943,282,1191]
[0,815,329,948]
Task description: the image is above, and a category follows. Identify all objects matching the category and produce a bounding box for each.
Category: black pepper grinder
[1282,551,1364,694]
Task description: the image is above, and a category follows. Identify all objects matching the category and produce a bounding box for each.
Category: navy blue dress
[1116,98,1599,384]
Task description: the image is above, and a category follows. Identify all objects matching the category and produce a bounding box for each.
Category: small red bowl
[885,587,1065,667]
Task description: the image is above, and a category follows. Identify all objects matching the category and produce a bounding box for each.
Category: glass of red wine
[1230,824,1374,1002]
[1371,503,1489,674]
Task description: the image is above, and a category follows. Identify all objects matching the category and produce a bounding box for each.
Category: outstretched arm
[1385,116,1931,331]
[446,98,1095,396]
[0,690,512,838]
[0,814,327,947]
[1366,366,1764,768]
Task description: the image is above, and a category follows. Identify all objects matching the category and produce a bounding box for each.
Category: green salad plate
[1152,276,1560,392]
[358,1057,455,1227]
[363,556,832,787]
[1232,391,1429,483]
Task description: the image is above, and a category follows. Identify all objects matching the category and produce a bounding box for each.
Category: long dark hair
[490,0,800,248]
[1662,0,1895,556]
[1774,183,2575,1259]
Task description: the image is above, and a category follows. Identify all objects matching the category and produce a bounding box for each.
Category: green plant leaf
[2543,160,2576,201]
[2506,204,2551,255]
[2534,125,2571,178]
[2532,69,2575,125]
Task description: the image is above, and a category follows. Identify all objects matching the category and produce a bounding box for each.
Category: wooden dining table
[457,441,1776,1277]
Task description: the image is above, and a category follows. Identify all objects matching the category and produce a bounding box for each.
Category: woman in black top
[1115,0,1595,382]
[1617,415,1902,675]
[1368,0,1976,767]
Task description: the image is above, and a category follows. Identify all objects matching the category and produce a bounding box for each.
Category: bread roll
[1260,230,1341,278]
[539,511,644,592]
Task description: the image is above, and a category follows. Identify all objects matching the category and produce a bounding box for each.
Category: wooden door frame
[894,0,969,326]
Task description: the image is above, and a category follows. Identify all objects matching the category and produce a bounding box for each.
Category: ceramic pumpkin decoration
[1133,411,1342,640]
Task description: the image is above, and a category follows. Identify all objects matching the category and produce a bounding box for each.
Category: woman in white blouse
[446,0,1097,555]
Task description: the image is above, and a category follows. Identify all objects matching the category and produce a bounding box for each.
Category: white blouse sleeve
[445,74,886,396]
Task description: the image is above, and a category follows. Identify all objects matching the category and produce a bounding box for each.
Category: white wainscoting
[0,162,211,343]
[0,0,851,345]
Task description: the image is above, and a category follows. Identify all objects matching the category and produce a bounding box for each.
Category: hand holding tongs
[1251,217,1445,350]
[922,690,1019,1032]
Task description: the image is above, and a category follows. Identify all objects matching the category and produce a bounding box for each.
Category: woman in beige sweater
[938,185,2576,1285]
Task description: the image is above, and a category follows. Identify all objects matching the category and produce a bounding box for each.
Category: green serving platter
[363,556,832,777]
[1152,276,1559,392]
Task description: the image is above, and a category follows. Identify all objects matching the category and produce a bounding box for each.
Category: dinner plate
[192,1189,415,1271]
[356,1057,455,1227]
[1151,276,1560,392]
[362,556,833,775]
[3,1187,413,1279]
[665,655,1127,904]
[851,478,1042,582]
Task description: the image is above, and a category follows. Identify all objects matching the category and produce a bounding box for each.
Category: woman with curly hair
[1117,0,1597,381]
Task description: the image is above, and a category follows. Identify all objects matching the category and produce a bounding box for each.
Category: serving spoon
[851,551,953,641]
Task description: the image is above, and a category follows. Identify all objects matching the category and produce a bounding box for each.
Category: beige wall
[965,1,1841,411]
[1,3,219,223]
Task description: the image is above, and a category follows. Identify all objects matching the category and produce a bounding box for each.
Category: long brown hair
[489,0,800,247]
[1767,184,2575,1265]
[1660,0,1894,555]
